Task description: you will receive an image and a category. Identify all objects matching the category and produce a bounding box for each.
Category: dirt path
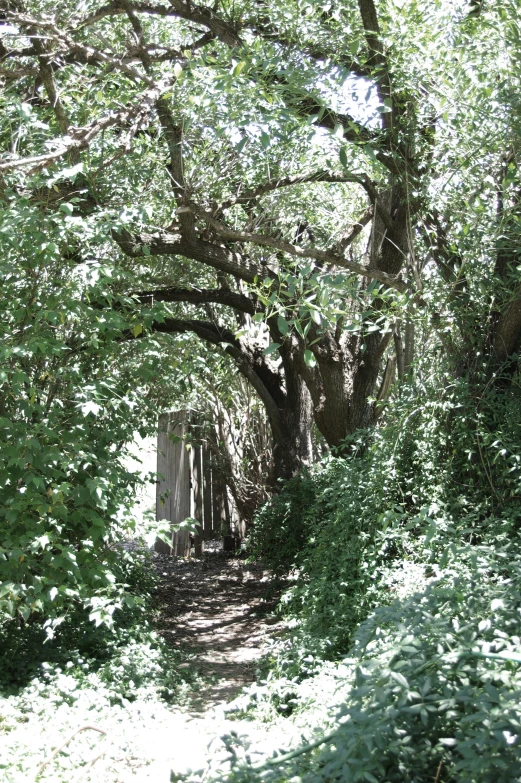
[152,546,282,712]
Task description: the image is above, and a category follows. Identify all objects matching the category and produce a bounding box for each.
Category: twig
[434,760,443,783]
[36,724,107,778]
[72,750,106,783]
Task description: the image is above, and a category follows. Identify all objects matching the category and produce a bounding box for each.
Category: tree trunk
[272,365,314,481]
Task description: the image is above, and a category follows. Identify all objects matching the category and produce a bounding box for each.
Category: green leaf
[304,349,316,368]
[260,131,270,149]
[263,342,281,356]
[277,316,289,335]
[310,308,322,325]
[364,144,377,163]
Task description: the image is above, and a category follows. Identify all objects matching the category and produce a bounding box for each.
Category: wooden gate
[155,411,241,556]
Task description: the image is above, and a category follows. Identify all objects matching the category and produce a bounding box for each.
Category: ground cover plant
[0,548,202,783]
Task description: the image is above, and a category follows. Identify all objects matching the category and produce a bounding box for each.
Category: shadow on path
[152,547,283,712]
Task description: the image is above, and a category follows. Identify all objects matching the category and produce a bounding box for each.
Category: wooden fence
[155,411,241,556]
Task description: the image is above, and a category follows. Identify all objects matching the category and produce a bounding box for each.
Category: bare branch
[356,0,394,130]
[31,37,70,134]
[152,318,285,430]
[155,97,195,237]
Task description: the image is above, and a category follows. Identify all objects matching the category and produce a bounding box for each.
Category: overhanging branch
[153,317,285,431]
[135,285,262,314]
[114,227,261,283]
[219,170,373,212]
[0,85,161,171]
[79,1,242,47]
[182,204,408,292]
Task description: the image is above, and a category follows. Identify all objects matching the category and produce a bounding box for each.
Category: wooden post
[192,444,203,556]
[155,411,191,557]
[212,472,227,538]
[155,412,171,554]
[202,444,213,541]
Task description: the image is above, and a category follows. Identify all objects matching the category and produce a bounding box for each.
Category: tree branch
[153,318,285,432]
[287,92,376,145]
[79,1,242,48]
[242,17,369,78]
[8,13,157,86]
[356,0,394,130]
[336,203,374,252]
[114,227,261,283]
[0,84,161,171]
[135,285,261,314]
[182,204,407,292]
[31,37,70,135]
[219,170,372,212]
[154,97,195,237]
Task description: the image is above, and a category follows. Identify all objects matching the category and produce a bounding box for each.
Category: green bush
[219,537,521,783]
[0,192,163,628]
[247,471,318,576]
[247,359,521,656]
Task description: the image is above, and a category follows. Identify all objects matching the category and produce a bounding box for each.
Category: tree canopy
[1,0,521,619]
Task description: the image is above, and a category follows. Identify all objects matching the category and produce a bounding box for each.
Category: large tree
[1,0,520,479]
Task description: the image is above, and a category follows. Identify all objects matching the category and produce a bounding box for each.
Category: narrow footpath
[123,545,295,782]
[152,545,282,711]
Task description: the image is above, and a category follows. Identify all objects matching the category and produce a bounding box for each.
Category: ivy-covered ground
[0,546,288,782]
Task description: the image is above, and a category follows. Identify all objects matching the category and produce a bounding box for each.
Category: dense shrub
[248,358,521,656]
[247,471,318,577]
[216,536,521,783]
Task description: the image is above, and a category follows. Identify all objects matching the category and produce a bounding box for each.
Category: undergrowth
[0,546,201,783]
[220,363,521,782]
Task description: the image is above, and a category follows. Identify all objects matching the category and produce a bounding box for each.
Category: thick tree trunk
[304,331,391,450]
[272,366,314,481]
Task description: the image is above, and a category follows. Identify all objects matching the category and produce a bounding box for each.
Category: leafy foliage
[0,192,161,626]
[249,349,521,654]
[247,471,318,576]
[210,538,521,783]
[0,552,200,783]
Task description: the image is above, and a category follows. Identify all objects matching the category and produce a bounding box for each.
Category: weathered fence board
[155,411,243,555]
[192,444,203,556]
[155,411,191,556]
[202,442,213,541]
